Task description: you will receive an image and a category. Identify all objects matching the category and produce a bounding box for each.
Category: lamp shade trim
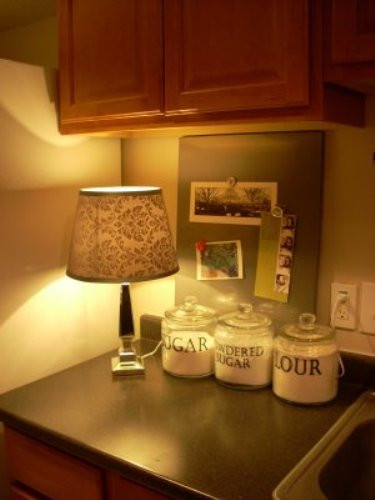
[80,187,161,196]
[66,266,180,284]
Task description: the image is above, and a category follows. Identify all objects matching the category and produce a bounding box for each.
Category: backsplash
[175,132,323,316]
[122,101,375,356]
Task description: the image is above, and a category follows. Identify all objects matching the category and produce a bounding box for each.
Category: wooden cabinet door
[5,427,103,500]
[328,0,375,64]
[106,471,168,500]
[59,0,164,131]
[324,0,375,91]
[10,483,42,500]
[164,0,309,115]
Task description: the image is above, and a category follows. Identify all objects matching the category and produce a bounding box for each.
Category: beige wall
[122,99,375,356]
[317,98,375,355]
[0,16,57,68]
[0,59,122,396]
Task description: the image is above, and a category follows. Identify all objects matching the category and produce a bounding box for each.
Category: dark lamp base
[111,284,145,375]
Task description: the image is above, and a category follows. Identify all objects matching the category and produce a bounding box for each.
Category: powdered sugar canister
[214,303,274,389]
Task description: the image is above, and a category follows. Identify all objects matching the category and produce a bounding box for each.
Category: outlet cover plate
[331,283,357,330]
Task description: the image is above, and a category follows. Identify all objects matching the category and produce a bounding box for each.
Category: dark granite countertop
[0,340,367,499]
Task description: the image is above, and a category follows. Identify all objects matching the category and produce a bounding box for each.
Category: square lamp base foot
[111,356,145,375]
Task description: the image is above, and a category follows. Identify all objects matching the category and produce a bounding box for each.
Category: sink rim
[272,390,375,500]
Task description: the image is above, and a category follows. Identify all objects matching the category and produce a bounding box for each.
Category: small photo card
[275,273,290,294]
[190,181,277,226]
[196,240,243,280]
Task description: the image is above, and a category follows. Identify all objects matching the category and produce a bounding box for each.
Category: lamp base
[112,287,145,375]
[111,355,145,375]
[111,337,145,376]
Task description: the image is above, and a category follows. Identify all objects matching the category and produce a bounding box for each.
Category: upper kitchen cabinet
[164,0,309,114]
[59,0,164,132]
[324,0,375,94]
[58,0,365,134]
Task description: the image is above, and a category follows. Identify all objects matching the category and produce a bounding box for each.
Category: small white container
[273,313,340,405]
[214,304,274,390]
[161,296,217,378]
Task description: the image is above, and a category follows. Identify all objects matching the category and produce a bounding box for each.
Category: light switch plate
[360,282,375,334]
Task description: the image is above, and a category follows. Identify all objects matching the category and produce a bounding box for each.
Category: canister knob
[299,313,316,330]
[183,296,198,312]
[238,303,253,314]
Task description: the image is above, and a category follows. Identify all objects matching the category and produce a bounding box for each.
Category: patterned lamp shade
[67,187,179,283]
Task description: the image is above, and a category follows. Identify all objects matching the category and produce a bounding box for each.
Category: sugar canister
[161,296,217,378]
[273,313,340,405]
[214,303,274,389]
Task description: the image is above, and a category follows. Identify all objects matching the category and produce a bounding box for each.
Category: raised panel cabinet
[10,483,41,500]
[164,0,309,114]
[59,0,164,132]
[58,0,365,133]
[324,0,375,92]
[4,427,169,500]
[4,427,103,499]
[106,471,168,500]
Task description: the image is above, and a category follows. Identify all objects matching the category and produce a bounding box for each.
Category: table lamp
[66,187,179,375]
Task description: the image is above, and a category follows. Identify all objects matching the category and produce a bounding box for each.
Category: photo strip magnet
[275,215,297,295]
[254,213,297,302]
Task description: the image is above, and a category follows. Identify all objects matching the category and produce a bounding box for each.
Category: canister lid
[218,303,272,332]
[165,296,216,325]
[280,313,334,342]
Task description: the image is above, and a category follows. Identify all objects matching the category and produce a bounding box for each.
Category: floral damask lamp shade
[67,187,179,282]
[66,186,179,375]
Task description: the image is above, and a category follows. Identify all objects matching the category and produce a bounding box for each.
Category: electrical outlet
[331,283,358,330]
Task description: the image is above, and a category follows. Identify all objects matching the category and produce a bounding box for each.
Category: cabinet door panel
[10,483,43,500]
[164,0,309,114]
[106,471,168,500]
[5,428,103,500]
[330,0,375,64]
[59,0,163,126]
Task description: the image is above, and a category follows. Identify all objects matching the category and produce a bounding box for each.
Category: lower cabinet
[106,472,167,500]
[4,427,167,500]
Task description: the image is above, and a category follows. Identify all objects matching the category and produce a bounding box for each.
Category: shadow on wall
[0,58,121,395]
[0,58,76,148]
[0,58,121,190]
[0,186,79,324]
[0,58,121,321]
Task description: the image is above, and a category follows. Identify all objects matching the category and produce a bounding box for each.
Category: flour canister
[214,304,274,389]
[161,296,217,377]
[273,313,340,405]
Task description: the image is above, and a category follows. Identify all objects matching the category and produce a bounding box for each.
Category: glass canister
[214,303,274,390]
[273,313,340,405]
[161,296,217,378]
